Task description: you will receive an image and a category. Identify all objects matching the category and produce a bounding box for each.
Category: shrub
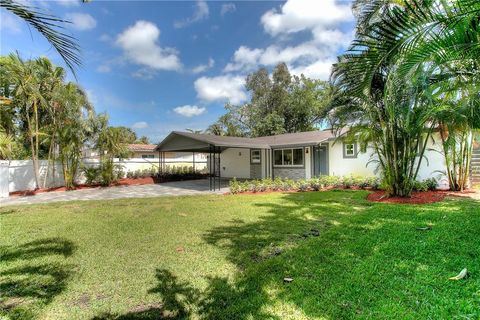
[297,179,310,192]
[424,178,438,191]
[229,177,241,194]
[309,177,322,191]
[83,167,100,186]
[412,180,429,192]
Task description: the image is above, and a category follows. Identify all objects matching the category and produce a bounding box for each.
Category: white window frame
[343,143,357,158]
[250,149,261,164]
[273,148,304,167]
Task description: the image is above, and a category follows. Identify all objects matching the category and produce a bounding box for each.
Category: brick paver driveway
[0,179,229,207]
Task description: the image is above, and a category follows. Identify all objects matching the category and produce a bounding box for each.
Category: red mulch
[9,177,155,197]
[367,190,448,204]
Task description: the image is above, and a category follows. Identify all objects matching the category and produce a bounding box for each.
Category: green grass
[1,191,479,319]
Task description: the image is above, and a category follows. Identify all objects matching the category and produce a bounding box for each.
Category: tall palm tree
[330,0,480,196]
[0,0,81,75]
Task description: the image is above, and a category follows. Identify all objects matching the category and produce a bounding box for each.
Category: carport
[156,131,270,191]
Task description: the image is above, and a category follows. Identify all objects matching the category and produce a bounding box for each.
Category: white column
[305,147,311,179]
[0,161,9,198]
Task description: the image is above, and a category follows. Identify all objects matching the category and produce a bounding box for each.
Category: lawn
[1,191,479,319]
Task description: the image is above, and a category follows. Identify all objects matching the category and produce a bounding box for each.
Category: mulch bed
[230,188,476,204]
[367,190,479,204]
[9,177,155,197]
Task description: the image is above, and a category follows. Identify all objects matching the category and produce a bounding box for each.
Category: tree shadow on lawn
[0,238,76,319]
[93,191,480,319]
[197,191,480,319]
[93,269,199,320]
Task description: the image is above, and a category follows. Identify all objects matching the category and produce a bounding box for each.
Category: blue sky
[1,0,355,143]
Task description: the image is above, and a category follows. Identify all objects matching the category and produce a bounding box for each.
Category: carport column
[0,160,9,198]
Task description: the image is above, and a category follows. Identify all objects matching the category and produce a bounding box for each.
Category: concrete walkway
[0,180,229,207]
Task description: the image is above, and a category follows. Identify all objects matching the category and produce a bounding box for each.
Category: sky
[0,0,355,143]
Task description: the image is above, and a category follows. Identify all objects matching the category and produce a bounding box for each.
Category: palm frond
[0,0,81,76]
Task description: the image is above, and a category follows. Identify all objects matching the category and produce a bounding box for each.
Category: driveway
[0,179,229,207]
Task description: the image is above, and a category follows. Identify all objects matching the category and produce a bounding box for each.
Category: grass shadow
[197,191,480,319]
[0,238,76,319]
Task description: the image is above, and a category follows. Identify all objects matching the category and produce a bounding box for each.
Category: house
[127,144,160,159]
[156,130,456,189]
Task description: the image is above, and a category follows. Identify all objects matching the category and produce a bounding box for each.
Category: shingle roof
[156,130,336,152]
[128,144,157,152]
[251,130,335,147]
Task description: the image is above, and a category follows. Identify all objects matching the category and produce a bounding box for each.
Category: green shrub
[297,179,310,192]
[412,180,429,192]
[83,167,100,185]
[229,177,241,194]
[424,178,438,191]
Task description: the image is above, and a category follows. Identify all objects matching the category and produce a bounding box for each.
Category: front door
[313,145,328,176]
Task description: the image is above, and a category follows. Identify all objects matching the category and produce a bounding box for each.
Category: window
[343,143,357,158]
[273,148,304,166]
[142,154,155,159]
[251,149,261,164]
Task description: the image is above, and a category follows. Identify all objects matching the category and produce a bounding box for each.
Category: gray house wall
[273,167,306,180]
[250,164,262,179]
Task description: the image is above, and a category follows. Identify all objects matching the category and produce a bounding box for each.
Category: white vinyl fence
[2,156,207,194]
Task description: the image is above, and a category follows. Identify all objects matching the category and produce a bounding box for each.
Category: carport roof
[156,130,336,152]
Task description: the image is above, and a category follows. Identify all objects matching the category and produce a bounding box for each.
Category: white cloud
[194,75,247,104]
[261,0,352,36]
[173,105,206,117]
[221,3,236,16]
[174,0,209,28]
[116,20,182,71]
[192,58,215,74]
[289,60,334,80]
[65,13,97,31]
[132,121,149,129]
[224,46,263,72]
[222,0,353,80]
[96,65,111,73]
[0,12,22,33]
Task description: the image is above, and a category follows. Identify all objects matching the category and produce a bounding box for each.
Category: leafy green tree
[210,63,332,137]
[135,136,150,144]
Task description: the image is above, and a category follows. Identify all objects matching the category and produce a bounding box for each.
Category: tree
[0,0,81,75]
[329,0,480,197]
[135,136,150,144]
[209,63,332,137]
[95,119,132,186]
[55,82,93,189]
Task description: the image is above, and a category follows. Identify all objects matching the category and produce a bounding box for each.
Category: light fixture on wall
[305,147,309,154]
[239,152,242,156]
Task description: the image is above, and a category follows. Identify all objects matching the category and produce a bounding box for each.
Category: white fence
[2,156,207,194]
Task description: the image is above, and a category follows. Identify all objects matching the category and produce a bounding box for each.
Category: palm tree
[330,0,480,196]
[0,0,81,75]
[6,54,46,189]
[55,82,93,189]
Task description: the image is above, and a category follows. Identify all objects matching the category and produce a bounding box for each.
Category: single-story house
[127,144,160,159]
[157,130,479,190]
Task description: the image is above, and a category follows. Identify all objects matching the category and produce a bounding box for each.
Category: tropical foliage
[0,0,81,74]
[0,54,126,189]
[329,0,480,196]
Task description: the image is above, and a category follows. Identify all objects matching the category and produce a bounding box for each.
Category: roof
[252,130,335,147]
[156,130,336,152]
[127,144,158,152]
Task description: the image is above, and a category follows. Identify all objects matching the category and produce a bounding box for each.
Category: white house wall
[220,148,251,179]
[327,133,449,188]
[328,142,376,177]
